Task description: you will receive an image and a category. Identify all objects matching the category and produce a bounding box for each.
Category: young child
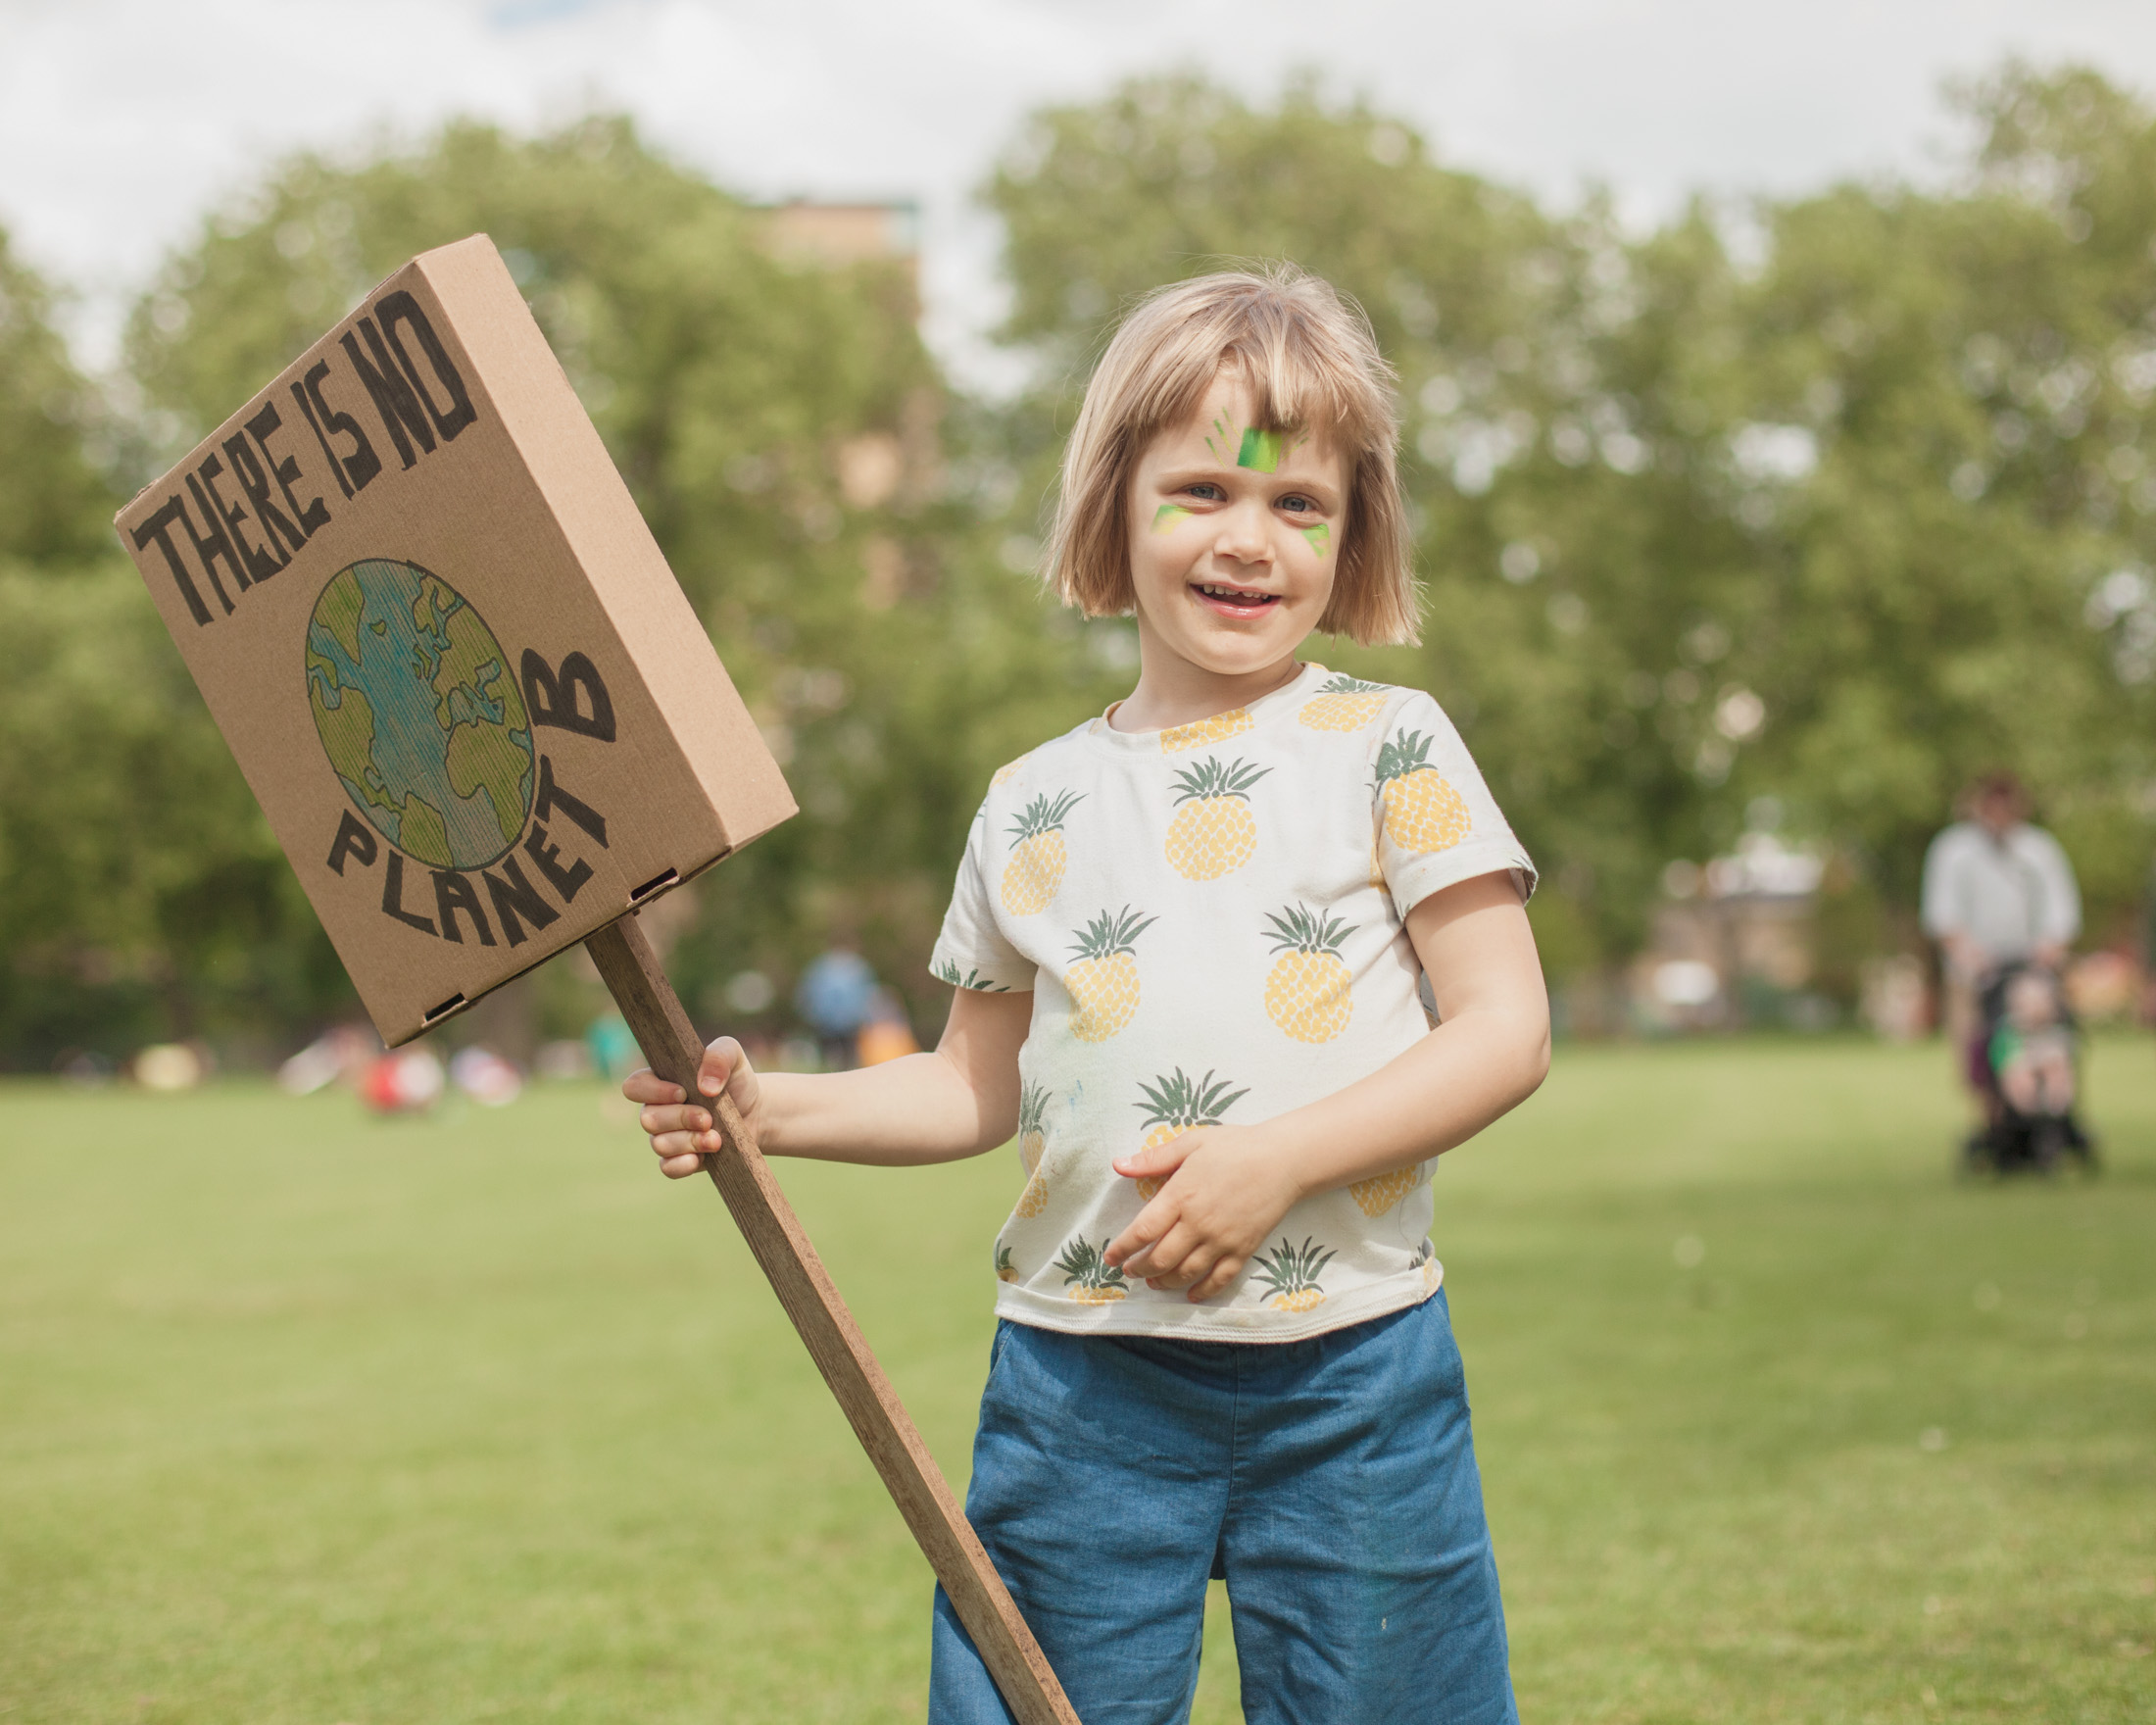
[1991,966,2075,1117]
[626,266,1549,1723]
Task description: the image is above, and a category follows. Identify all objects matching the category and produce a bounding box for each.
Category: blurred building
[756,198,938,613]
[760,199,920,297]
[1636,834,1830,1032]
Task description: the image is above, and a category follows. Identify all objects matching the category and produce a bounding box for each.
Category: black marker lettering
[431,870,494,946]
[521,821,593,903]
[376,290,477,443]
[192,453,279,585]
[482,855,561,946]
[177,473,243,613]
[296,362,381,497]
[520,650,616,742]
[381,851,436,934]
[222,430,306,560]
[245,400,330,540]
[130,495,215,625]
[340,319,435,469]
[533,756,608,848]
[327,810,377,876]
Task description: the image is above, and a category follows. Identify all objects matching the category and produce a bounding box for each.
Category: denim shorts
[928,1288,1516,1724]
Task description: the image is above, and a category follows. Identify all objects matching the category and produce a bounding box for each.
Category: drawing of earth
[305,558,534,870]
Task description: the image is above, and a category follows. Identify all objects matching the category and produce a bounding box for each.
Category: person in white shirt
[1920,770,2081,1101]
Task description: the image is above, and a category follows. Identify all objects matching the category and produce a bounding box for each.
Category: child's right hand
[621,1036,764,1179]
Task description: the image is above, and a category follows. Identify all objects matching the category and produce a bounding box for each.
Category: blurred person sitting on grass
[1921,769,2081,1113]
[625,266,1548,1723]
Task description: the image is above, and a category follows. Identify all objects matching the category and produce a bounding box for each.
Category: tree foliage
[5,68,2156,1064]
[980,65,2156,962]
[0,229,116,564]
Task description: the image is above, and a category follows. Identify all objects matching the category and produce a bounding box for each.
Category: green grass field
[2,1037,2151,1723]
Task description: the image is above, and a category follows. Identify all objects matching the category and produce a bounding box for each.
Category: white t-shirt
[1919,820,2081,967]
[929,661,1536,1343]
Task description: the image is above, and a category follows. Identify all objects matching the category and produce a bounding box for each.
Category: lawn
[1,1036,2150,1723]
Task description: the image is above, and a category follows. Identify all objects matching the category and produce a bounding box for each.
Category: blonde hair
[1045,264,1419,647]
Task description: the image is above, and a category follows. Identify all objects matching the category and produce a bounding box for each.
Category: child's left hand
[1104,1125,1301,1301]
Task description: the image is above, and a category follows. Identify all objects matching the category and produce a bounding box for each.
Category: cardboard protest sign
[114,234,795,1045]
[109,234,1077,1724]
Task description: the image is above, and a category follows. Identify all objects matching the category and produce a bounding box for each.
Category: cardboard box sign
[114,234,797,1047]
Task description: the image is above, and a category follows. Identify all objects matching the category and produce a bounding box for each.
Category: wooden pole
[584,912,1078,1725]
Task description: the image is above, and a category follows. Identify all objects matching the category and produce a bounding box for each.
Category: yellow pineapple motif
[1064,907,1154,1041]
[1001,789,1083,914]
[996,1243,1019,1283]
[1262,903,1355,1043]
[1255,1236,1337,1313]
[1055,1234,1128,1304]
[992,756,1027,787]
[1015,1081,1052,1217]
[1298,674,1390,732]
[1375,729,1471,853]
[1164,757,1270,880]
[1130,1067,1249,1201]
[1350,1164,1422,1217]
[1162,708,1254,752]
[1413,1239,1441,1294]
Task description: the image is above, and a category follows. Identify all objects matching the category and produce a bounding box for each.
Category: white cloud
[4,0,2154,385]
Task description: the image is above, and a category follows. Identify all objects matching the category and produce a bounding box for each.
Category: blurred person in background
[1921,770,2081,1116]
[794,944,878,1070]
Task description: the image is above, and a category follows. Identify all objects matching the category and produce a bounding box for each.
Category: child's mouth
[1192,581,1281,617]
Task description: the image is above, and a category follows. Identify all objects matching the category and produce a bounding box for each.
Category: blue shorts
[929,1289,1516,1724]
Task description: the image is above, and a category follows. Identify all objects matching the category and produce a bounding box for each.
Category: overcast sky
[4,0,2154,388]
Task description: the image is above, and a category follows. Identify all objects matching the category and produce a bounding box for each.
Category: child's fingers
[621,1067,683,1106]
[1123,1220,1201,1285]
[638,1102,711,1142]
[1186,1254,1246,1302]
[1110,1128,1202,1182]
[699,1037,744,1099]
[1102,1200,1174,1270]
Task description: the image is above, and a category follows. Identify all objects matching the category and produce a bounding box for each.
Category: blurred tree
[981,68,2156,980]
[0,227,116,563]
[1735,63,2156,941]
[0,567,320,1065]
[982,78,1745,972]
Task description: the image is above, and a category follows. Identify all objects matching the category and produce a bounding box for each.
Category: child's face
[1124,370,1346,685]
[2007,972,2056,1027]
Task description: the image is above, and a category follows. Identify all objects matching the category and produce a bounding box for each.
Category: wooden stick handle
[584,913,1078,1725]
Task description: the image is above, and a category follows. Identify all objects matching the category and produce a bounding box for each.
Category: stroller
[1960,961,2098,1175]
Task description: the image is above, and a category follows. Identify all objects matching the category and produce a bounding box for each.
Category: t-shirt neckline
[1088,661,1330,754]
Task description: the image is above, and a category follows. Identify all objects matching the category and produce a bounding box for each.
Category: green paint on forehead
[1152,504,1193,532]
[1237,427,1285,472]
[1299,522,1331,558]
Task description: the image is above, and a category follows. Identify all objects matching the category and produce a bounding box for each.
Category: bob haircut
[1046,264,1419,647]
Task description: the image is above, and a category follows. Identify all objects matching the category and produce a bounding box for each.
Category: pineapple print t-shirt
[930,661,1536,1343]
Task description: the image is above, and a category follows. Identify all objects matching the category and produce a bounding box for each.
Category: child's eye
[1186,483,1224,502]
[1279,494,1316,514]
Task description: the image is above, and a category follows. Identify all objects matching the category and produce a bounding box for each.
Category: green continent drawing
[305,559,535,870]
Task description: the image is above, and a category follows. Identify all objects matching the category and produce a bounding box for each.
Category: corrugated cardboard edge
[413,237,799,855]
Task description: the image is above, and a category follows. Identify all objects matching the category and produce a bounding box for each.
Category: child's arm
[623,987,1032,1174]
[1105,869,1548,1300]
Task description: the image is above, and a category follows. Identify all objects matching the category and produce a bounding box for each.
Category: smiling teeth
[1200,585,1273,601]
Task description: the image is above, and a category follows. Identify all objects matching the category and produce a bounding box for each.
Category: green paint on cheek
[1299,522,1331,558]
[1237,427,1284,471]
[1152,504,1193,532]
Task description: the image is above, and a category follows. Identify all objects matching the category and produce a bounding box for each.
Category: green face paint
[1299,522,1331,558]
[1152,503,1193,532]
[1237,427,1285,472]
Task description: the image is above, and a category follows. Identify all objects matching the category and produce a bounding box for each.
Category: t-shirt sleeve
[928,798,1038,994]
[1374,691,1537,916]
